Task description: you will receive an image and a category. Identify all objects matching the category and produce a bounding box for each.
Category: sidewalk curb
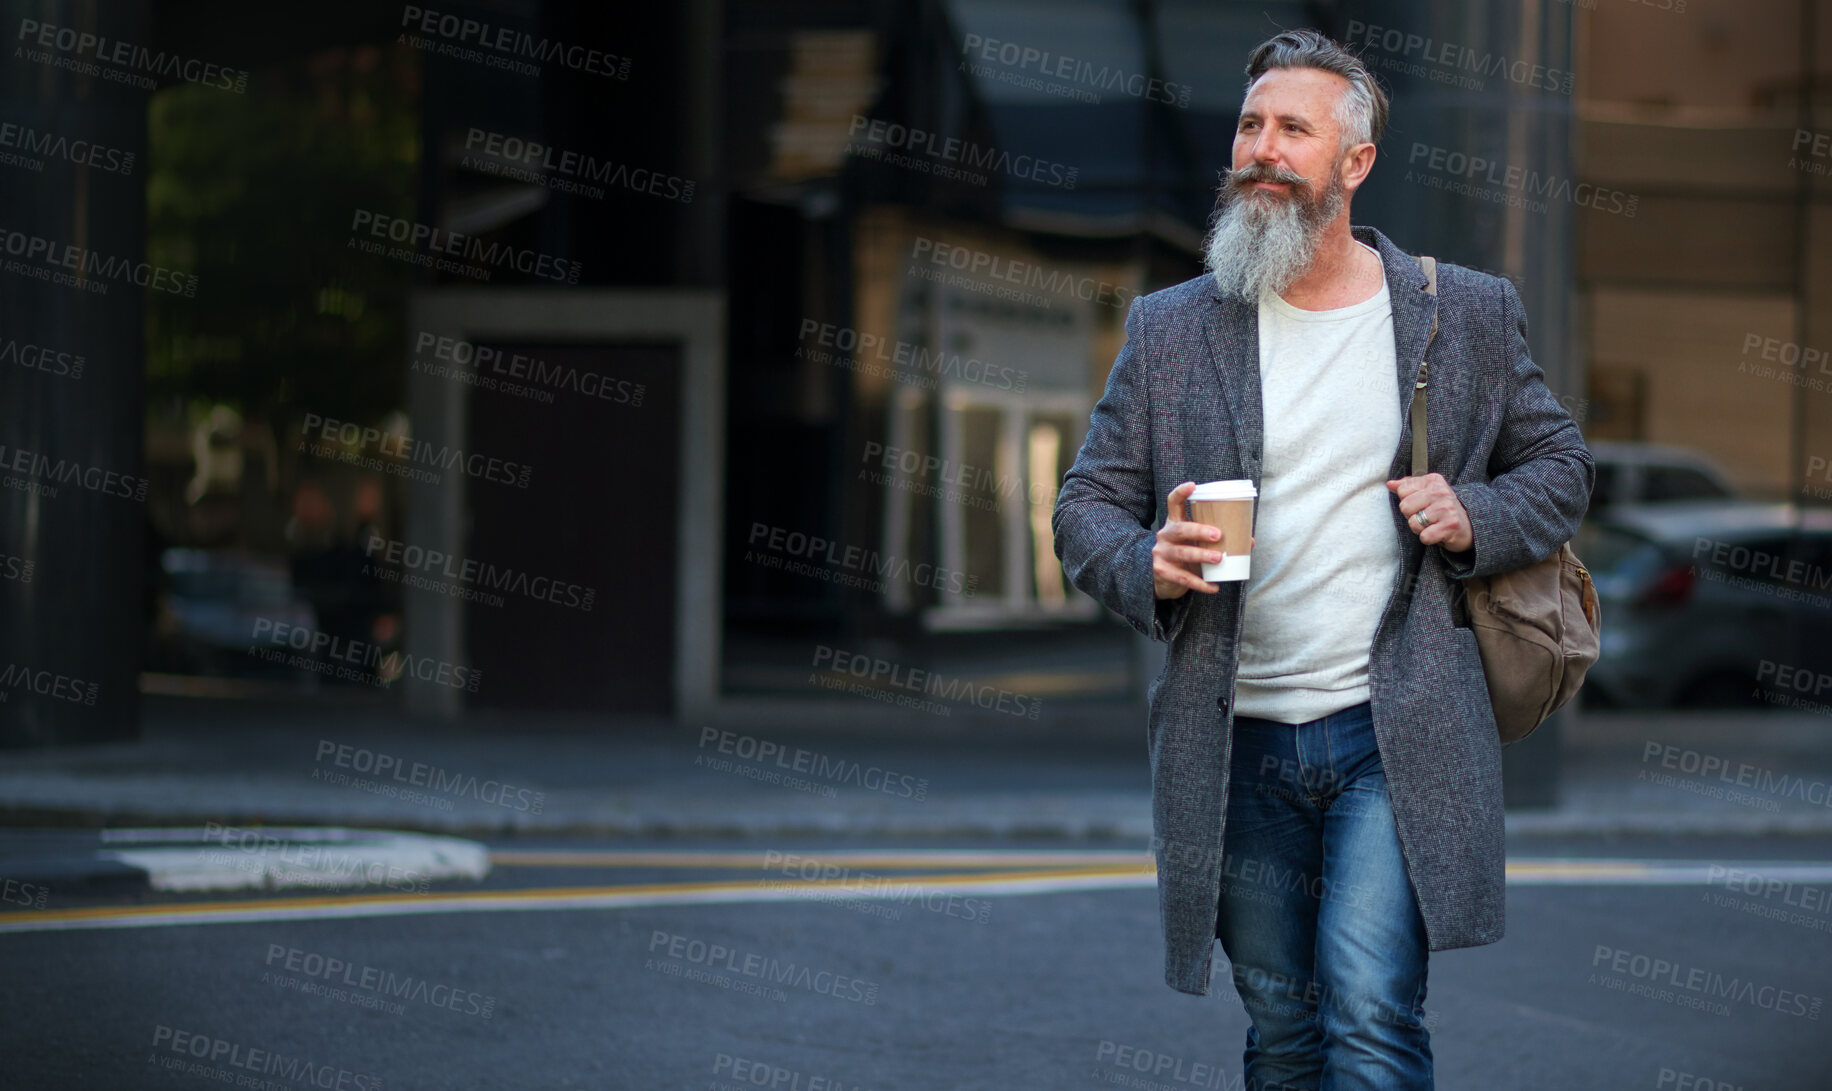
[7,801,1832,840]
[0,804,1155,841]
[1504,811,1832,836]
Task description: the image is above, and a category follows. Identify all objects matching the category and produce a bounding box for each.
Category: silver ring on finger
[1414,510,1432,529]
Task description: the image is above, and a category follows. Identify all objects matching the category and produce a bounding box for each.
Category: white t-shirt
[1233,254,1403,724]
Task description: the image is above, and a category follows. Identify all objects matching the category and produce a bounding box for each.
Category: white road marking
[96,829,491,893]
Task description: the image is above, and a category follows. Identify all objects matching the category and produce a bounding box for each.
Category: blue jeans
[1215,701,1432,1091]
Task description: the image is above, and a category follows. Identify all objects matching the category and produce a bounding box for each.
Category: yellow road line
[489,852,1808,885]
[0,857,1818,934]
[1508,860,1650,876]
[0,865,1155,933]
[489,850,1153,868]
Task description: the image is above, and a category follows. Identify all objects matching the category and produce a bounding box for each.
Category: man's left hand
[1386,474,1474,552]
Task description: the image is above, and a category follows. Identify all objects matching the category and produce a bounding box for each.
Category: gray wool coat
[1051,224,1593,996]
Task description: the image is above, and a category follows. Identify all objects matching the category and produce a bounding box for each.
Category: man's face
[1204,65,1374,301]
[1230,67,1356,211]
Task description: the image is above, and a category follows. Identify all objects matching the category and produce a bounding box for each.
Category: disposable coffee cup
[1189,480,1257,582]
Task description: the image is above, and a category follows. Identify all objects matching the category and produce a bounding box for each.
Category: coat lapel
[1198,225,1440,485]
[1199,289,1262,484]
[1363,225,1437,479]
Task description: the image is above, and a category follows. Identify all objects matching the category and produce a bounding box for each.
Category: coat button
[1216,694,1230,710]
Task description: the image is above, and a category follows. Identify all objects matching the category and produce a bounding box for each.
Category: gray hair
[1244,29,1388,150]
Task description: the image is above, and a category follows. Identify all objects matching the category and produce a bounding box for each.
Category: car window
[168,570,240,600]
[1691,535,1797,590]
[1572,522,1663,592]
[1590,464,1620,508]
[1643,466,1729,502]
[1784,534,1832,607]
[241,570,298,607]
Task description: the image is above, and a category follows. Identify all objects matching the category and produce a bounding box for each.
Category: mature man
[1050,29,1592,1091]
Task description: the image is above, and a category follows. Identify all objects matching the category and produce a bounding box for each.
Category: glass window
[928,388,1094,626]
[1643,466,1730,502]
[1692,535,1795,589]
[1572,522,1663,596]
[1590,463,1622,508]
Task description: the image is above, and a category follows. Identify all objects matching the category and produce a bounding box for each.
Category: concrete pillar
[0,1,155,746]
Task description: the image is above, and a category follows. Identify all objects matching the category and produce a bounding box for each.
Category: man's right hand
[1152,481,1249,600]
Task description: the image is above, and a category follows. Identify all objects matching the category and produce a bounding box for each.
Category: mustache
[1222,162,1312,190]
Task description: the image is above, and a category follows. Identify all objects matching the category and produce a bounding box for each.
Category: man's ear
[1339,142,1377,193]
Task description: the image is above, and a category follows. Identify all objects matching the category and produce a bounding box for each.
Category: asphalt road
[4,833,1830,1090]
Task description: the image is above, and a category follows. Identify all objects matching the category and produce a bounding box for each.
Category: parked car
[150,549,319,678]
[1587,441,1736,509]
[1576,501,1832,708]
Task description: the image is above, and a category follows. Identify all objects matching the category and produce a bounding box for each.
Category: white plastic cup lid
[1191,479,1256,501]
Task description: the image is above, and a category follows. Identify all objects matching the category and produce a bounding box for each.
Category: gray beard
[1203,171,1346,303]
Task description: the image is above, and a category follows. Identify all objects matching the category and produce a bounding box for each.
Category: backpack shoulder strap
[1411,255,1438,476]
